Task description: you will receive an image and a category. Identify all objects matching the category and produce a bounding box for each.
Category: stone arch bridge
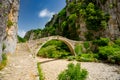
[27,36,84,56]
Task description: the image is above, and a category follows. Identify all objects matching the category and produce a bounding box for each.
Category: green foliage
[24,29,42,40]
[17,35,26,43]
[66,0,68,3]
[84,41,91,53]
[84,41,90,49]
[75,44,83,55]
[99,45,120,64]
[32,29,42,39]
[101,20,107,29]
[93,38,110,46]
[38,45,71,58]
[85,3,109,31]
[67,53,98,62]
[100,0,107,5]
[58,8,66,17]
[85,32,94,41]
[2,43,6,51]
[2,54,7,61]
[48,26,56,35]
[58,63,88,80]
[7,20,13,28]
[37,63,44,80]
[0,3,2,8]
[75,53,98,62]
[29,0,110,41]
[42,40,70,51]
[109,3,114,8]
[115,38,120,46]
[67,2,76,13]
[68,13,77,23]
[0,53,7,70]
[37,40,71,59]
[85,31,94,41]
[61,21,67,29]
[67,56,76,61]
[3,13,7,17]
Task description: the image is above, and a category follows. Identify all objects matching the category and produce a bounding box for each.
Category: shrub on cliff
[17,35,26,43]
[0,53,7,70]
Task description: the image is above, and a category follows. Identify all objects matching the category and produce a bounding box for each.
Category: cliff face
[44,0,120,40]
[24,0,120,41]
[0,0,19,61]
[24,29,42,40]
[89,0,120,40]
[100,0,120,40]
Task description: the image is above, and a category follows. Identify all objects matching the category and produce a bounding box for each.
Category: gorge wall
[45,0,120,40]
[99,0,120,40]
[25,0,120,41]
[0,0,19,61]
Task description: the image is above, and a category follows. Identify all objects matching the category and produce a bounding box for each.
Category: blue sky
[18,0,66,37]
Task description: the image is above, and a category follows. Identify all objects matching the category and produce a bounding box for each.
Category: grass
[37,63,44,80]
[0,53,7,70]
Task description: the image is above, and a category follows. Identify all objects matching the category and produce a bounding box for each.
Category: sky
[18,0,66,37]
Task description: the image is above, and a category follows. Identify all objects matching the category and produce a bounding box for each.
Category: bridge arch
[35,36,76,55]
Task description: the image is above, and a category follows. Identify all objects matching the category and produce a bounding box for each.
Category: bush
[85,32,94,41]
[84,41,90,49]
[58,63,88,80]
[108,52,120,64]
[37,40,71,59]
[100,0,107,5]
[37,63,44,80]
[67,56,76,61]
[75,53,98,62]
[99,46,120,64]
[84,41,91,53]
[115,38,120,46]
[58,8,66,17]
[0,53,7,70]
[2,43,6,51]
[38,45,71,59]
[85,3,109,31]
[17,35,26,43]
[75,44,83,55]
[93,38,110,46]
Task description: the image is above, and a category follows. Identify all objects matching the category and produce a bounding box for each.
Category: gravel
[37,58,120,80]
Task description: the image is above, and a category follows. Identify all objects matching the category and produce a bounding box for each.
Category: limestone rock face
[25,0,120,41]
[101,0,120,40]
[32,0,119,41]
[0,0,19,61]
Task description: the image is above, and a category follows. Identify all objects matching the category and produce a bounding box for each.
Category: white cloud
[18,30,26,38]
[39,9,55,18]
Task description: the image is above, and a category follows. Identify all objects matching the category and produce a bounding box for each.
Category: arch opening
[37,39,75,58]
